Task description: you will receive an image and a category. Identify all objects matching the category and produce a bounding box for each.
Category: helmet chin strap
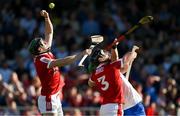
[100,59,111,64]
[39,47,51,54]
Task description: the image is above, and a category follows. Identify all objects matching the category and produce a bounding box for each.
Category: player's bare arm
[110,40,129,74]
[121,51,137,74]
[111,39,119,62]
[111,46,137,75]
[48,49,92,68]
[40,10,53,48]
[109,46,127,74]
[111,47,119,62]
[111,46,127,74]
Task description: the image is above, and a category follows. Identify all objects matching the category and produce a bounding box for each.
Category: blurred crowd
[0,0,180,115]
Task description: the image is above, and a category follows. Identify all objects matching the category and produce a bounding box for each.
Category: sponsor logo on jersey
[95,67,104,75]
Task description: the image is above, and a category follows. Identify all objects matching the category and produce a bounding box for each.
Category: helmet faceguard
[88,49,110,73]
[90,48,108,65]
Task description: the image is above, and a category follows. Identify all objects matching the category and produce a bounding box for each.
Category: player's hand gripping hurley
[106,16,153,50]
[125,46,139,80]
[78,35,104,66]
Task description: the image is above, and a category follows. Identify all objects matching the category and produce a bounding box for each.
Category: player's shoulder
[40,57,52,64]
[35,53,53,63]
[110,59,124,68]
[110,59,122,65]
[38,52,54,58]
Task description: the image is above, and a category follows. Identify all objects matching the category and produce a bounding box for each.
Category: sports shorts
[124,102,146,116]
[38,91,63,115]
[100,103,123,116]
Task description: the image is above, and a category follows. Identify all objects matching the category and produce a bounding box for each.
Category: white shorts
[100,103,123,116]
[38,91,63,115]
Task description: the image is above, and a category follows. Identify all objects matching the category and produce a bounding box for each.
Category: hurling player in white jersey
[111,45,146,116]
[120,73,146,115]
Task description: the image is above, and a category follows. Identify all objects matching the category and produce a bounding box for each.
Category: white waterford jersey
[120,73,142,110]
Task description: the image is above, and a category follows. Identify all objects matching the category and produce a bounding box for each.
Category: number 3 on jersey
[97,76,109,91]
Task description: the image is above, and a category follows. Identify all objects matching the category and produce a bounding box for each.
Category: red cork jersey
[90,59,124,104]
[34,52,65,96]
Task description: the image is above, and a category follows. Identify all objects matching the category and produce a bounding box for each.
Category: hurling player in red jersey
[28,10,91,116]
[88,46,137,116]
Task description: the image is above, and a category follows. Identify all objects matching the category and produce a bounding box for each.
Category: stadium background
[0,0,180,115]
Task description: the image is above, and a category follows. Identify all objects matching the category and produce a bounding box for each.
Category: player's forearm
[120,64,129,74]
[111,47,129,74]
[44,16,53,47]
[121,53,133,73]
[58,54,83,66]
[49,52,85,68]
[45,16,53,35]
[111,38,119,62]
[49,49,91,68]
[111,47,119,62]
[123,52,135,65]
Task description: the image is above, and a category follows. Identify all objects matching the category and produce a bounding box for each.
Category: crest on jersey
[95,67,104,75]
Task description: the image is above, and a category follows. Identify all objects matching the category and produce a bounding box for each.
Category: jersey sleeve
[110,59,124,69]
[40,57,53,69]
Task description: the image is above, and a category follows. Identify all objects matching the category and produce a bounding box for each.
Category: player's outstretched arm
[121,51,137,74]
[40,10,53,48]
[111,39,119,62]
[48,49,92,68]
[111,44,126,74]
[111,45,128,74]
[111,46,119,62]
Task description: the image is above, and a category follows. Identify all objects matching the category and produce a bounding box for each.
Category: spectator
[0,60,12,83]
[19,9,37,37]
[82,12,100,36]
